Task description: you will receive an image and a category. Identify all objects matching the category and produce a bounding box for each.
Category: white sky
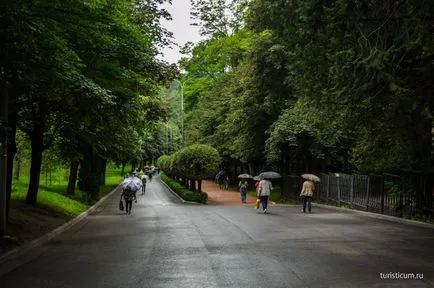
[157,0,202,64]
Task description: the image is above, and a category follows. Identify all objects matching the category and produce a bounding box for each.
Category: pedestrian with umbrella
[238,174,252,203]
[120,177,141,215]
[120,187,137,215]
[300,174,320,213]
[257,172,281,213]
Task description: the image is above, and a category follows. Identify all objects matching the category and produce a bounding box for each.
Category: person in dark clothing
[147,172,153,182]
[120,187,137,214]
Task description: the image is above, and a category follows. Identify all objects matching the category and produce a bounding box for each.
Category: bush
[161,173,207,204]
[176,144,221,181]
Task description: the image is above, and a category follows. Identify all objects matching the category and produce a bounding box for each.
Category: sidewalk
[201,180,257,205]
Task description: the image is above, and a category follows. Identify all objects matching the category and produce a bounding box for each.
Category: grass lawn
[11,163,127,217]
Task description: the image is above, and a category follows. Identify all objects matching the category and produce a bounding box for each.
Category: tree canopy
[0,0,179,209]
[174,0,433,176]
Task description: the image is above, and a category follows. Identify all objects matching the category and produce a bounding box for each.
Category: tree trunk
[198,179,202,193]
[121,162,126,175]
[78,144,100,202]
[6,109,17,221]
[14,153,20,181]
[26,126,44,205]
[67,160,79,195]
[100,158,107,185]
[248,163,254,176]
[190,179,196,191]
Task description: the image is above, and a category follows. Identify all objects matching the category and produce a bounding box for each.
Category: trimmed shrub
[161,173,207,204]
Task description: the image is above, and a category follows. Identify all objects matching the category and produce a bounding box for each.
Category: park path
[201,179,258,205]
[1,176,433,287]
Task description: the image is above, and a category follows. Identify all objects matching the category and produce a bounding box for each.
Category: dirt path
[201,180,257,205]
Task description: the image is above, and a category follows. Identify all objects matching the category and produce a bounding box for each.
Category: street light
[173,79,190,145]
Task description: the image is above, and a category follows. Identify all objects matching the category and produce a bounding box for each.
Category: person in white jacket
[257,179,273,213]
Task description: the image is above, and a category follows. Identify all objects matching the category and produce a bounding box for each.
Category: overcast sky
[157,0,202,64]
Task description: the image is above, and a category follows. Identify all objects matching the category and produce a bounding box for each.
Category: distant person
[140,174,148,195]
[120,187,137,215]
[258,178,273,213]
[254,180,260,193]
[300,180,315,213]
[238,179,248,203]
[132,168,140,177]
[254,180,261,208]
[147,171,153,182]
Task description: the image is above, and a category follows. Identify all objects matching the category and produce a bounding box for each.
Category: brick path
[201,180,257,205]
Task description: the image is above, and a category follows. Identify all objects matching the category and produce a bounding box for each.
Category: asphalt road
[0,176,433,288]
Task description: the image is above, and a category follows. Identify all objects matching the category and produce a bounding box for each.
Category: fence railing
[281,172,434,219]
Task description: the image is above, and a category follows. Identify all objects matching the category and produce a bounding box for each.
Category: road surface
[0,176,433,287]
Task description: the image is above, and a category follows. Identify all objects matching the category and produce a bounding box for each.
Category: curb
[312,203,434,229]
[158,177,201,205]
[0,185,121,275]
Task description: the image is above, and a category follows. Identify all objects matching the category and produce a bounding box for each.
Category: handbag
[119,200,124,211]
[254,198,260,209]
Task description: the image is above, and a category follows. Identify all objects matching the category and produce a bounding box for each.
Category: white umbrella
[259,171,281,179]
[238,173,253,179]
[301,174,321,182]
[121,177,143,192]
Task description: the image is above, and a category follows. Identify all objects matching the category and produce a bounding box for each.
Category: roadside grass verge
[11,163,125,217]
[160,172,208,203]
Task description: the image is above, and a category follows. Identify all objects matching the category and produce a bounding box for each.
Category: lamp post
[173,79,189,145]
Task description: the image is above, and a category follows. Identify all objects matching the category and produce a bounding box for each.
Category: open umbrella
[121,177,143,192]
[253,176,262,181]
[301,174,321,182]
[259,171,281,179]
[238,173,253,179]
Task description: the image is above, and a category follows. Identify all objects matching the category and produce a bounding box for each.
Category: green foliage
[2,0,178,204]
[158,144,221,179]
[160,173,208,203]
[176,144,221,180]
[179,0,433,176]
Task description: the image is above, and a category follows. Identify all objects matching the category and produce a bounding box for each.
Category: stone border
[157,177,201,205]
[0,185,121,275]
[312,203,434,229]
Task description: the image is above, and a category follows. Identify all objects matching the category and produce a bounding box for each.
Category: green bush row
[161,173,208,204]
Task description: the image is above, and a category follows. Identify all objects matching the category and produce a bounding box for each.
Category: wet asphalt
[0,176,433,288]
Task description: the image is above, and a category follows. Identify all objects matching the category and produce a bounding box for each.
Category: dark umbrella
[259,171,281,179]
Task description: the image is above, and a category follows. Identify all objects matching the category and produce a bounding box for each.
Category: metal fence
[281,172,434,219]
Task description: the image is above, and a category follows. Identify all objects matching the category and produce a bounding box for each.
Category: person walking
[146,170,153,182]
[300,180,315,213]
[120,187,137,215]
[140,174,148,195]
[258,178,273,213]
[254,180,260,193]
[238,179,248,203]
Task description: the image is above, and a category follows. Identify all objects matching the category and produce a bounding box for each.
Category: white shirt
[258,179,273,196]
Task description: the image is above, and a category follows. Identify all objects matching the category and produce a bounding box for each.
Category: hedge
[160,173,208,204]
